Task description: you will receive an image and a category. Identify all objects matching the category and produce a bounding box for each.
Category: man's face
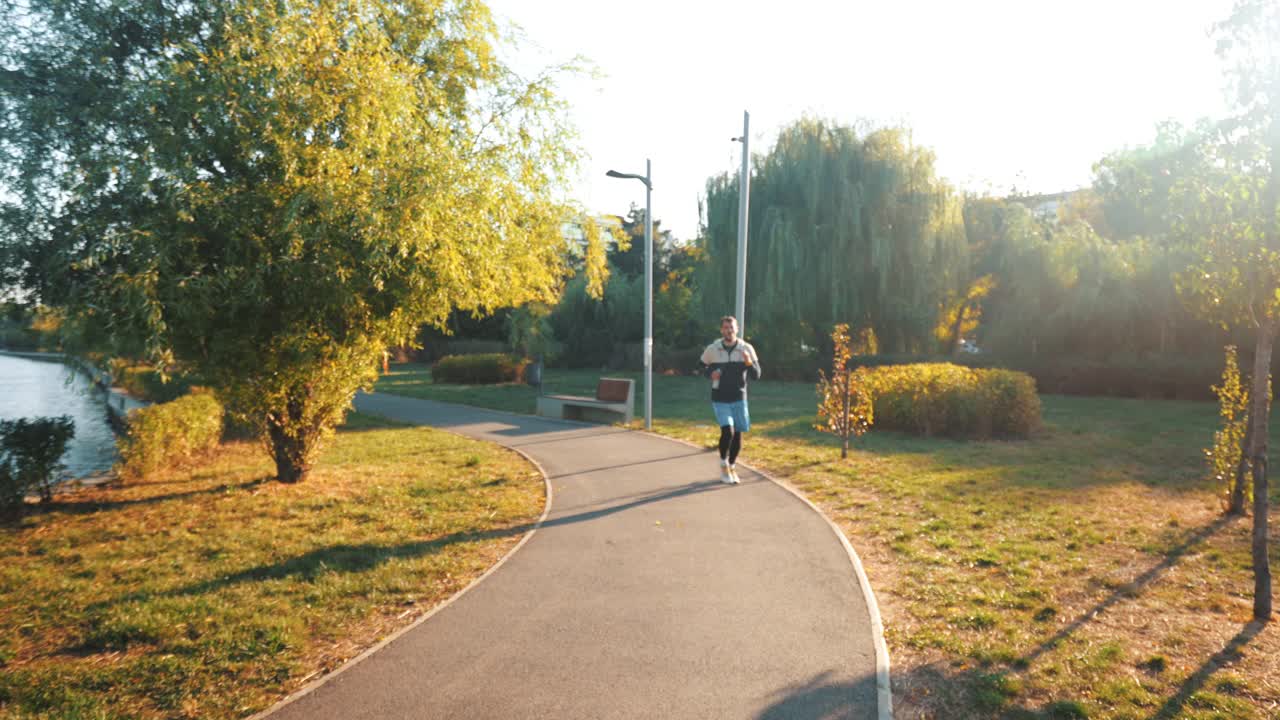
[721,320,737,343]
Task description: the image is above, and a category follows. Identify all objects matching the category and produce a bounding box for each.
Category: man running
[700,316,761,484]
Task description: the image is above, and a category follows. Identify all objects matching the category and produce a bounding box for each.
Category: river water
[0,353,118,477]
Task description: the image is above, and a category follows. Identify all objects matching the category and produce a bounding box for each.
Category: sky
[486,0,1237,241]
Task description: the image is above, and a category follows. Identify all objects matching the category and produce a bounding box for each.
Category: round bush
[117,392,224,480]
[431,354,528,384]
[863,363,1040,439]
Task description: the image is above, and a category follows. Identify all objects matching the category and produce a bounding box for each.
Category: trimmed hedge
[864,363,1041,439]
[432,353,528,384]
[117,393,224,481]
[989,357,1218,401]
[823,352,1224,401]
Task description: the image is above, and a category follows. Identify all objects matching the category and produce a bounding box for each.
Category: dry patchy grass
[0,413,544,720]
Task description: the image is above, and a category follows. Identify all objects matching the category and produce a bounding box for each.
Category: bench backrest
[595,378,633,403]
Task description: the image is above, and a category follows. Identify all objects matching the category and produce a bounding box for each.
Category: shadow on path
[756,670,878,720]
[87,479,727,613]
[546,450,710,479]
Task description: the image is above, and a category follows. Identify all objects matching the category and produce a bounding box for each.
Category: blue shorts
[712,401,750,432]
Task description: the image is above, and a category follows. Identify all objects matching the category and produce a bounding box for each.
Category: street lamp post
[606,160,653,430]
[732,110,751,337]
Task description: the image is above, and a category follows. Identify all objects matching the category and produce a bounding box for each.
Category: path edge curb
[639,428,894,720]
[756,466,894,719]
[245,418,555,720]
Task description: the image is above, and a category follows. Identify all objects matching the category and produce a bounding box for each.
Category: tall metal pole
[605,163,654,430]
[643,158,653,431]
[735,110,751,337]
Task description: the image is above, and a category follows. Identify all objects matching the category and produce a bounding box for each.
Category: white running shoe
[720,460,734,484]
[728,465,741,484]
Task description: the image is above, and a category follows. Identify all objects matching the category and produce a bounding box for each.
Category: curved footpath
[258,393,886,720]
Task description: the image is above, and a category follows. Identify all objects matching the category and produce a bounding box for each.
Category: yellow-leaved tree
[0,0,603,482]
[1208,345,1252,512]
[815,324,876,458]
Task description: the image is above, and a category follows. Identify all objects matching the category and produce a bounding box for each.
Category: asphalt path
[260,393,880,720]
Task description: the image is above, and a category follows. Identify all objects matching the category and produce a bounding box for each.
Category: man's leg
[719,425,733,461]
[712,403,737,483]
[727,400,749,482]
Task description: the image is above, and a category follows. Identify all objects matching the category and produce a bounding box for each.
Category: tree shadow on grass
[753,414,1227,495]
[86,478,727,612]
[19,477,272,519]
[891,661,1081,720]
[893,514,1247,719]
[1149,621,1265,720]
[1018,514,1235,667]
[757,416,1020,458]
[891,620,1268,719]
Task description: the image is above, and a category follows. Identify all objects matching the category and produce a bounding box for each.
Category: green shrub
[983,368,1042,436]
[0,460,17,515]
[0,416,75,511]
[432,354,528,384]
[863,363,1040,438]
[107,361,200,403]
[117,393,224,481]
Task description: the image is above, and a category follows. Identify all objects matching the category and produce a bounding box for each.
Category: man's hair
[720,315,738,327]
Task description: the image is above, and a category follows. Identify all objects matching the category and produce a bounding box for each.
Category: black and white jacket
[700,340,761,403]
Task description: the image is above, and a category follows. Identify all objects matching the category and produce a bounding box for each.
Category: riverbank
[0,349,64,361]
[0,353,118,476]
[0,348,148,425]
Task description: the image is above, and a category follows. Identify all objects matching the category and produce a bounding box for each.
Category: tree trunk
[841,370,850,459]
[267,421,311,483]
[949,302,969,355]
[266,395,314,484]
[1249,319,1275,621]
[1232,402,1255,516]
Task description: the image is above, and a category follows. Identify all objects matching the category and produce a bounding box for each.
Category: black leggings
[718,425,743,464]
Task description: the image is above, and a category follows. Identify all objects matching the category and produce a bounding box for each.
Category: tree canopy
[698,119,968,357]
[0,0,596,481]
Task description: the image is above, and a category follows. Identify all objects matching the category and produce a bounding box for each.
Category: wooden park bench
[535,378,635,424]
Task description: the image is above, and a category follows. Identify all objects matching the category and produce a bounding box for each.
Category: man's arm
[747,346,761,381]
[700,346,719,378]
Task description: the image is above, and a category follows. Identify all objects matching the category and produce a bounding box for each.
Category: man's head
[720,316,738,343]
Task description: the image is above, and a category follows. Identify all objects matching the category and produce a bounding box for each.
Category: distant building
[1009,189,1086,223]
[561,214,624,258]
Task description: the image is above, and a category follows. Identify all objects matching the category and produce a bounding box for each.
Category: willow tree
[0,0,597,482]
[698,119,968,357]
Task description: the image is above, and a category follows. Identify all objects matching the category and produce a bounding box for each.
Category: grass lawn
[377,363,1280,720]
[0,413,544,720]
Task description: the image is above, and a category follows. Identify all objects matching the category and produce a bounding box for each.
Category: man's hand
[711,369,722,381]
